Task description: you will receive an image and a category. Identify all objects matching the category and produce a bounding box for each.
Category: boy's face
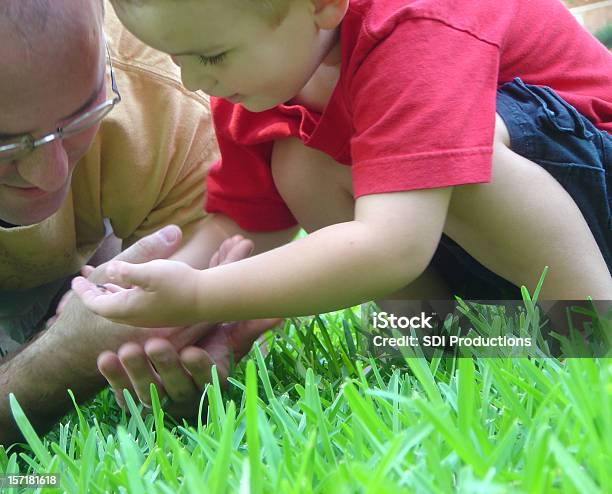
[113,0,335,112]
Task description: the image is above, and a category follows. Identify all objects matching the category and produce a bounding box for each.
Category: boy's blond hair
[111,0,292,25]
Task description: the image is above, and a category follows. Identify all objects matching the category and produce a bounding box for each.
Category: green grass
[595,24,612,49]
[1,303,610,493]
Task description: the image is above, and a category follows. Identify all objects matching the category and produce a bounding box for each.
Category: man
[0,0,293,445]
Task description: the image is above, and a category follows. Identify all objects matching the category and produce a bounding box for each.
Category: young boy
[72,0,612,328]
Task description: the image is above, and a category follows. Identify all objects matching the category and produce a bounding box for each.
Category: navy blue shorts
[432,77,611,299]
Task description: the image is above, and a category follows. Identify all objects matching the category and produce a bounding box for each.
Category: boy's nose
[180,68,216,94]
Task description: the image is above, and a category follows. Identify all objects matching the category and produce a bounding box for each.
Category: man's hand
[71,232,255,327]
[98,235,272,418]
[0,224,199,446]
[94,232,266,419]
[97,318,280,419]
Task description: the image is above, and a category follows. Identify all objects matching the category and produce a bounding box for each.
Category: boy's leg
[446,79,611,300]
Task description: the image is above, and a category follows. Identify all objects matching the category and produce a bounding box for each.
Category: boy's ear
[312,0,349,30]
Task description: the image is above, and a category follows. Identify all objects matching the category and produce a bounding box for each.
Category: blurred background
[564,0,612,48]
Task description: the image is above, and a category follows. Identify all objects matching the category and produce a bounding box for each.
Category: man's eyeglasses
[0,40,122,163]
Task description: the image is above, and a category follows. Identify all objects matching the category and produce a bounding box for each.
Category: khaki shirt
[0,3,216,293]
[0,3,217,350]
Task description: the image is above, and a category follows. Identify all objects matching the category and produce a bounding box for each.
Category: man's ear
[312,0,349,30]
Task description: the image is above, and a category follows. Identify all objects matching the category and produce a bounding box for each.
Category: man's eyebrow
[0,76,104,141]
[62,75,105,120]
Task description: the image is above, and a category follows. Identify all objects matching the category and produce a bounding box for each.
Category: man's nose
[17,140,70,191]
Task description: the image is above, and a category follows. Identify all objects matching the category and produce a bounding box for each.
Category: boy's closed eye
[199,53,227,66]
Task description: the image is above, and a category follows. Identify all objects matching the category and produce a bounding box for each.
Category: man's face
[114,0,328,112]
[0,7,105,225]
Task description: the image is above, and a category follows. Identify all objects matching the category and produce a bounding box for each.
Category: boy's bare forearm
[190,190,451,322]
[193,221,427,321]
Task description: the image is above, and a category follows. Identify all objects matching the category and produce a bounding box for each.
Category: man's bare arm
[0,227,185,446]
[0,310,110,445]
[0,218,296,446]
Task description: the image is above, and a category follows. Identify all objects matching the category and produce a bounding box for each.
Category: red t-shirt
[207,0,612,231]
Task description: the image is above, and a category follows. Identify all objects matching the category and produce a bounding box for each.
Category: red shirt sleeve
[349,18,500,197]
[205,100,298,232]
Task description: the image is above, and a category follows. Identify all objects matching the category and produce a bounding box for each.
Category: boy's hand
[97,318,280,419]
[71,234,254,327]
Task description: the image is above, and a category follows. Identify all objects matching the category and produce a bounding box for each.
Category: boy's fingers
[71,276,107,304]
[220,239,254,265]
[106,261,151,289]
[107,283,124,293]
[209,250,220,269]
[71,277,129,316]
[218,236,237,264]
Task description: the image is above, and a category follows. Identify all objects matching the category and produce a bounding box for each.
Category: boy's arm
[193,189,451,319]
[72,188,452,326]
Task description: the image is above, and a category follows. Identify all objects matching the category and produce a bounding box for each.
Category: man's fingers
[169,321,215,350]
[81,265,95,277]
[45,315,58,329]
[97,351,135,408]
[144,339,198,404]
[117,343,164,407]
[180,347,214,388]
[115,225,182,264]
[228,318,283,359]
[56,290,73,314]
[46,289,75,327]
